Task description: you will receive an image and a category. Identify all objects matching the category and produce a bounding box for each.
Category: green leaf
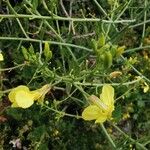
[6,108,22,120]
[28,125,47,141]
[39,143,49,150]
[112,105,122,122]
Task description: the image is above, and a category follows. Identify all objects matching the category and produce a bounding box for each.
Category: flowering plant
[8,84,51,108]
[82,85,114,123]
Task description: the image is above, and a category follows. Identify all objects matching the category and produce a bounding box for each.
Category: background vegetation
[0,0,150,149]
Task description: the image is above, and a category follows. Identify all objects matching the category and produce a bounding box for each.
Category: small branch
[0,36,92,52]
[0,14,136,23]
[0,62,27,72]
[74,77,142,87]
[100,123,116,149]
[112,124,148,150]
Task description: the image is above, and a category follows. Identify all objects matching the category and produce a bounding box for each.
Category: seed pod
[21,46,29,60]
[44,42,52,61]
[103,51,112,68]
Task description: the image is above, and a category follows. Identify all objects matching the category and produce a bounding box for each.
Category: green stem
[0,36,92,52]
[73,77,142,87]
[140,0,147,47]
[112,124,148,150]
[121,56,150,83]
[6,0,29,38]
[43,104,81,119]
[100,123,116,149]
[93,0,118,32]
[0,75,142,94]
[124,45,150,53]
[0,14,135,23]
[0,63,26,72]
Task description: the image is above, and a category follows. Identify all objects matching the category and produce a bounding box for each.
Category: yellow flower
[0,53,4,61]
[82,85,114,123]
[142,82,149,93]
[8,84,51,109]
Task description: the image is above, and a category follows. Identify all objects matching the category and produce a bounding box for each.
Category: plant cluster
[0,0,150,149]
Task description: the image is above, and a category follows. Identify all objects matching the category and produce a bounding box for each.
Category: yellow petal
[30,91,41,100]
[15,90,34,108]
[8,85,29,102]
[143,82,149,93]
[95,115,107,123]
[82,105,102,121]
[0,53,4,61]
[11,102,19,107]
[32,84,51,103]
[100,85,114,106]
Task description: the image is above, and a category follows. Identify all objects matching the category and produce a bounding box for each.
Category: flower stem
[112,124,148,150]
[100,123,116,149]
[0,14,135,23]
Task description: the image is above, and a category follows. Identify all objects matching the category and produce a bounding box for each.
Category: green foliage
[0,0,150,149]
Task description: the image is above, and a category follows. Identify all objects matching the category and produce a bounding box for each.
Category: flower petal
[82,105,102,121]
[31,84,51,103]
[95,115,107,123]
[8,86,29,103]
[11,101,19,108]
[0,53,4,61]
[30,91,41,101]
[15,90,34,108]
[100,85,114,106]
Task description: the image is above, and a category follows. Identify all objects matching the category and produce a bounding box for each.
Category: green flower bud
[97,33,105,49]
[44,42,52,61]
[21,46,29,60]
[103,51,112,68]
[29,44,35,55]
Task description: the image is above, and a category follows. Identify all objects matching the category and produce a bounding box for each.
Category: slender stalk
[124,45,150,53]
[1,36,150,54]
[0,63,27,72]
[140,0,147,47]
[93,0,118,32]
[131,19,150,28]
[100,123,116,149]
[0,14,136,23]
[74,77,142,87]
[6,0,29,38]
[43,104,81,119]
[112,124,148,150]
[0,36,92,52]
[121,56,150,83]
